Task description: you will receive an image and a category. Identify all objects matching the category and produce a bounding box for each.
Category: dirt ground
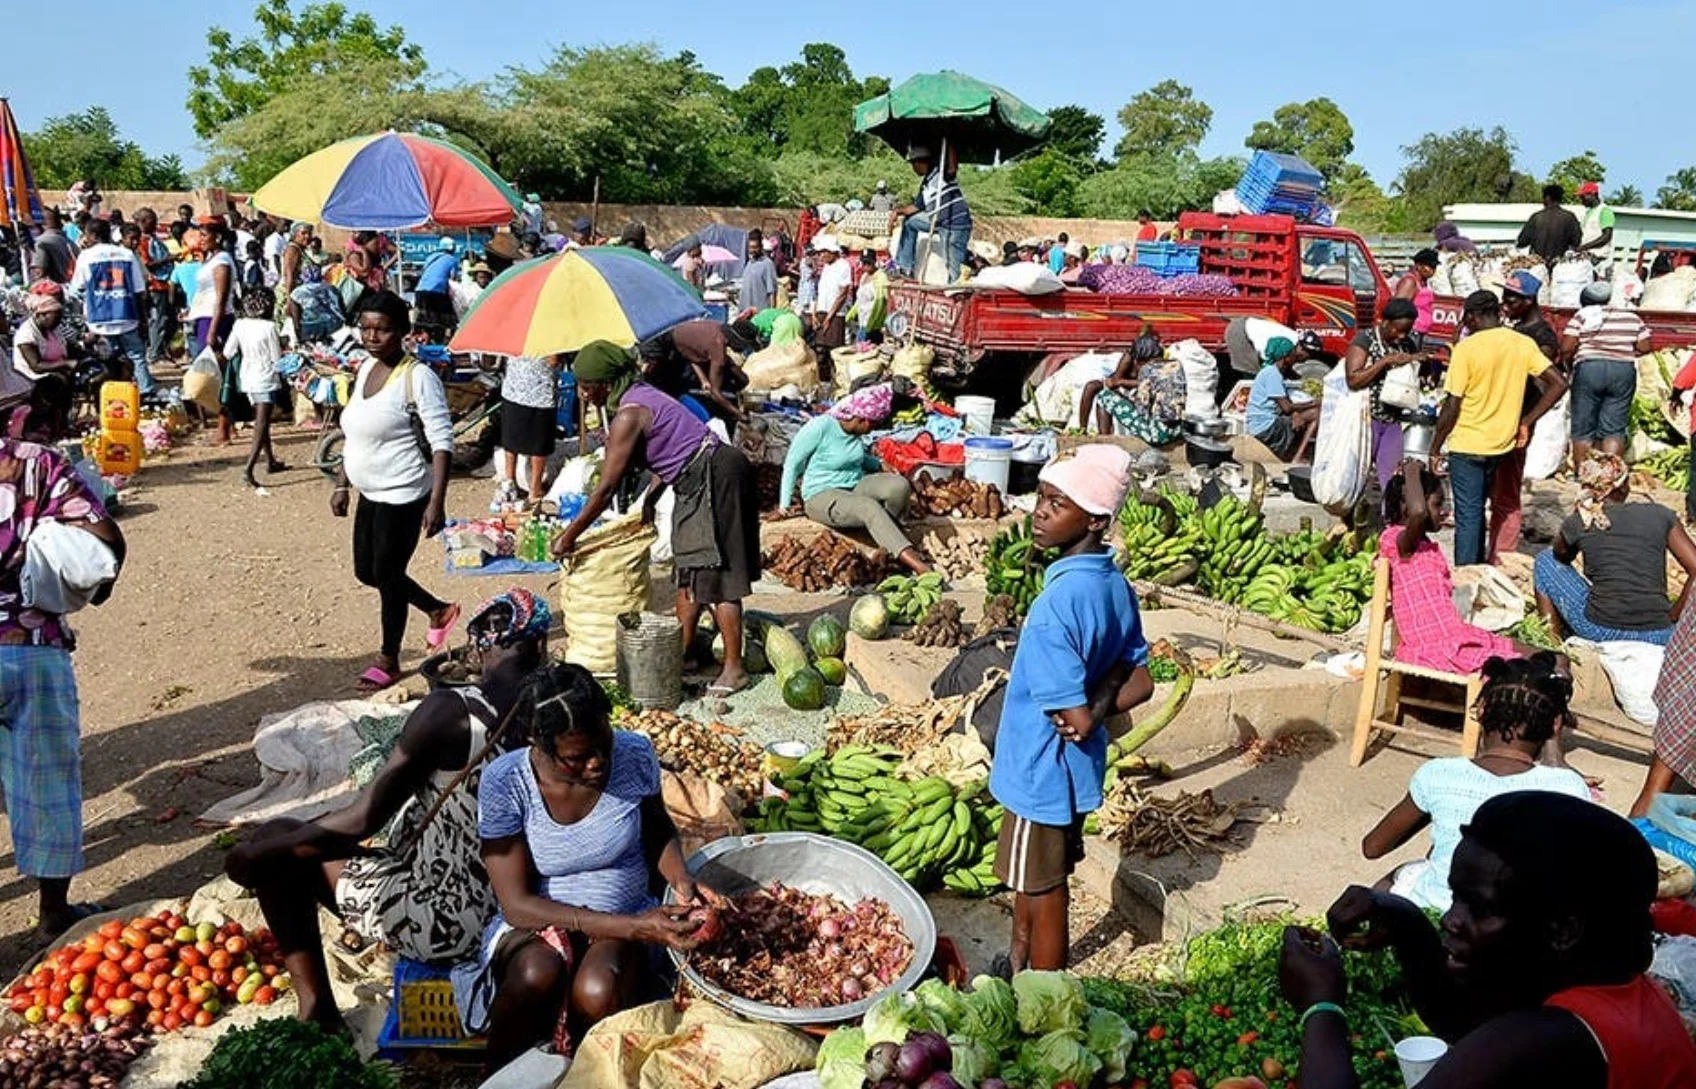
[0,429,562,980]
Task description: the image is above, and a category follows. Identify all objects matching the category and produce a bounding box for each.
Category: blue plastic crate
[1135,241,1200,275]
[1241,151,1324,188]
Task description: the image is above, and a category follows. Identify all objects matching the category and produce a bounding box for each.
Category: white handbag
[21,519,118,614]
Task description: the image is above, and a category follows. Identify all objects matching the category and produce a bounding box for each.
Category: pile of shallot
[0,1019,151,1088]
[689,882,914,1008]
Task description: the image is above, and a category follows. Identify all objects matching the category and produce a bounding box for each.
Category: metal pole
[589,175,601,242]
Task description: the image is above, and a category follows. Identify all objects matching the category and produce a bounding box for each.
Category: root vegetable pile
[917,529,989,584]
[909,476,1004,519]
[754,462,784,511]
[903,599,967,648]
[1094,786,1256,859]
[0,1020,151,1089]
[617,709,765,802]
[688,883,913,1008]
[8,912,288,1036]
[974,593,1017,637]
[764,533,890,592]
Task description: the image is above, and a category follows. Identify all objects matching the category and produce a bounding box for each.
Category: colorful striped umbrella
[450,246,706,357]
[250,131,521,230]
[0,99,44,230]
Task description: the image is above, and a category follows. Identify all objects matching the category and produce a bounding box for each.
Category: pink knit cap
[1038,444,1132,515]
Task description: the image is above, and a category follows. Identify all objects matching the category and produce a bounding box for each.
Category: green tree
[1607,184,1643,207]
[1657,167,1696,212]
[1329,164,1406,235]
[1009,149,1083,216]
[1078,153,1241,220]
[728,44,885,159]
[1044,105,1106,165]
[1114,80,1212,160]
[25,107,187,190]
[187,0,424,141]
[1244,98,1354,179]
[1544,151,1606,198]
[1393,126,1537,231]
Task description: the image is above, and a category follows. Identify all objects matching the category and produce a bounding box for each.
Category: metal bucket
[665,833,937,1025]
[614,611,684,710]
[1402,421,1437,461]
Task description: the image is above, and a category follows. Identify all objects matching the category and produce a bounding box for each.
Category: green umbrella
[853,70,1051,164]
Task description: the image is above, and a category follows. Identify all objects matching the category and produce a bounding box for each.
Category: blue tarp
[661,224,750,280]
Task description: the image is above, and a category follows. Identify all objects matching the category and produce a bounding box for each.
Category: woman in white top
[331,291,459,691]
[3,287,74,439]
[185,223,238,443]
[227,287,288,489]
[1361,654,1592,911]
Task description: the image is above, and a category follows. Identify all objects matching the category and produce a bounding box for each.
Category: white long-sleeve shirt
[340,356,454,504]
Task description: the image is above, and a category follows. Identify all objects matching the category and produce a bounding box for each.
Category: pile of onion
[688,883,913,1008]
[863,1032,1007,1089]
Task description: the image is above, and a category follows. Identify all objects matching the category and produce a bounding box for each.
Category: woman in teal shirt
[778,383,932,574]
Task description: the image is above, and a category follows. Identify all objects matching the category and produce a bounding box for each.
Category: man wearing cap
[520,192,544,237]
[894,145,972,281]
[812,238,852,360]
[1575,182,1614,266]
[412,237,461,336]
[989,445,1153,973]
[1517,185,1583,267]
[1501,270,1559,362]
[1491,270,1559,560]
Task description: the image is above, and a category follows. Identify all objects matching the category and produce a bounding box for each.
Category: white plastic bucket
[955,395,996,436]
[963,437,1013,492]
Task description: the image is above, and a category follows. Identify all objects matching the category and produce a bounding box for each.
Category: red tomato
[93,981,114,1002]
[146,990,169,1011]
[230,967,249,986]
[97,921,124,941]
[101,940,127,962]
[145,1008,164,1027]
[252,985,276,1006]
[224,936,249,955]
[145,957,171,975]
[178,947,202,968]
[120,926,148,950]
[71,952,103,974]
[1147,1025,1166,1041]
[115,982,135,1000]
[60,1011,85,1029]
[95,960,124,985]
[120,950,145,975]
[130,972,153,991]
[8,994,31,1013]
[190,965,211,983]
[1170,1072,1198,1088]
[260,965,279,979]
[224,921,244,936]
[211,970,230,988]
[166,978,186,997]
[47,982,68,1006]
[193,1008,215,1028]
[142,943,168,960]
[207,950,232,971]
[161,1012,182,1032]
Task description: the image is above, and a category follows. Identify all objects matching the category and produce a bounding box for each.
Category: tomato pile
[6,911,291,1033]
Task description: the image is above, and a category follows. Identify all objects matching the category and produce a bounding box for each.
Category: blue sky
[9,0,1695,196]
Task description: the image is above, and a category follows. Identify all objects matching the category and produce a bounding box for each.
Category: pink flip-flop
[358,665,400,691]
[426,604,462,653]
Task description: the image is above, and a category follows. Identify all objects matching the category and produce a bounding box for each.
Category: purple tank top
[621,382,714,484]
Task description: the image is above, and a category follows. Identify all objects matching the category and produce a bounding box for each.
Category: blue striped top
[477,730,661,916]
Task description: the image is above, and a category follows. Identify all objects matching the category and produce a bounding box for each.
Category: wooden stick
[1130,579,1357,653]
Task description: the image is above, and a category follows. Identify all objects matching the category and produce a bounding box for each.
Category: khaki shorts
[993,811,1087,895]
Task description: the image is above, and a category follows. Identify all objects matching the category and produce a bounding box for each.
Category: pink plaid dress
[1381,531,1517,675]
[1653,607,1696,782]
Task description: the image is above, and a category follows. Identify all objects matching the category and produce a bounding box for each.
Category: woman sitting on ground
[777,382,931,575]
[1381,459,1546,674]
[1077,331,1185,444]
[1534,452,1696,647]
[451,662,720,1071]
[1360,654,1590,911]
[2,284,77,439]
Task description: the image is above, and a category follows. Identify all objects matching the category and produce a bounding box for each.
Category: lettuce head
[946,1034,998,1085]
[914,978,970,1034]
[1084,1005,1137,1082]
[815,1026,866,1089]
[861,991,943,1047]
[960,975,1018,1047]
[1017,1028,1103,1087]
[1011,969,1088,1035]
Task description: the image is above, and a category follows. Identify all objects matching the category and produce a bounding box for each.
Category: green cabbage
[960,975,1018,1047]
[1084,1006,1137,1082]
[946,1034,998,1085]
[1018,1029,1102,1087]
[815,1027,867,1089]
[915,979,970,1034]
[861,991,943,1047]
[1012,970,1088,1035]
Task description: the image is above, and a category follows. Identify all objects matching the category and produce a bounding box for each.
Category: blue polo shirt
[988,551,1149,826]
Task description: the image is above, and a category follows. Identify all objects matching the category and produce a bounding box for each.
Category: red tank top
[1545,976,1696,1089]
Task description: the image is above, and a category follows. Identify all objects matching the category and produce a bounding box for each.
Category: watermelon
[782,667,827,711]
[807,614,848,660]
[815,656,847,686]
[763,623,810,680]
[848,594,890,641]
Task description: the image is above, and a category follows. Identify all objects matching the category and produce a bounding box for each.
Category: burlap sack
[561,999,817,1089]
[560,512,657,674]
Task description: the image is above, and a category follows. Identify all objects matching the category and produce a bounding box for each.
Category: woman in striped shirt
[1561,281,1651,467]
[452,663,724,1071]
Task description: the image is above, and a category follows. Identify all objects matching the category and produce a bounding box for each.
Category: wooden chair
[1351,557,1484,766]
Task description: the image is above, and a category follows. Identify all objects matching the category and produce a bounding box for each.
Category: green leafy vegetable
[1017,1028,1103,1086]
[183,1019,398,1089]
[862,991,943,1047]
[947,1033,999,1084]
[815,1026,868,1089]
[960,974,1019,1048]
[914,978,970,1034]
[1084,1005,1138,1082]
[1012,969,1087,1035]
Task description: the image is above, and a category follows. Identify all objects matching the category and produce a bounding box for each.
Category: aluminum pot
[1402,421,1437,461]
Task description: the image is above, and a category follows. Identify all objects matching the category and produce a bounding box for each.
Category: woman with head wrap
[1077,331,1186,444]
[3,285,75,439]
[558,340,761,696]
[1393,248,1441,335]
[227,587,550,1036]
[1345,298,1431,489]
[1432,220,1477,254]
[777,383,932,574]
[1245,335,1322,461]
[1560,280,1651,465]
[1533,451,1696,646]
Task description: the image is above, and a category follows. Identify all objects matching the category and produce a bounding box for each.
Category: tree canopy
[1393,127,1538,231]
[23,107,187,191]
[1657,167,1696,212]
[1044,106,1106,165]
[1114,80,1212,160]
[1545,151,1606,198]
[1245,98,1354,179]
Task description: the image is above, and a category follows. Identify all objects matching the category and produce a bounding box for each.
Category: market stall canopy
[853,71,1051,165]
[0,98,44,229]
[661,224,751,279]
[250,131,521,230]
[450,245,706,357]
[674,244,739,267]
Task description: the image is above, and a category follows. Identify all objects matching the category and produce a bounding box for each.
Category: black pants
[352,495,447,658]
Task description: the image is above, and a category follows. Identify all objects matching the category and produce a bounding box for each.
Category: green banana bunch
[1193,497,1270,603]
[1639,445,1691,492]
[877,572,946,625]
[985,517,1055,619]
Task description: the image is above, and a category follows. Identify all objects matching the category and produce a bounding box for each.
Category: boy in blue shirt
[988,444,1154,971]
[1245,335,1320,461]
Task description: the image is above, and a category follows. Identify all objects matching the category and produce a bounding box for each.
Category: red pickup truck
[886,211,1696,386]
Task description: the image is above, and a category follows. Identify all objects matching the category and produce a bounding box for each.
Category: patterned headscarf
[1575,451,1629,530]
[467,588,553,650]
[25,281,64,316]
[830,382,894,423]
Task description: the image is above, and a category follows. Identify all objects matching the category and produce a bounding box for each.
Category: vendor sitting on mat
[451,661,723,1072]
[1279,792,1696,1089]
[227,588,550,1034]
[1246,335,1321,461]
[776,382,932,575]
[1077,331,1186,444]
[1534,451,1696,647]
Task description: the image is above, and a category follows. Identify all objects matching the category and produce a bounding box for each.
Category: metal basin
[666,832,937,1024]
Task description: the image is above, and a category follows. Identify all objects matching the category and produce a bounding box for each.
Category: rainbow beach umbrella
[451,247,706,357]
[0,98,44,231]
[250,131,521,230]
